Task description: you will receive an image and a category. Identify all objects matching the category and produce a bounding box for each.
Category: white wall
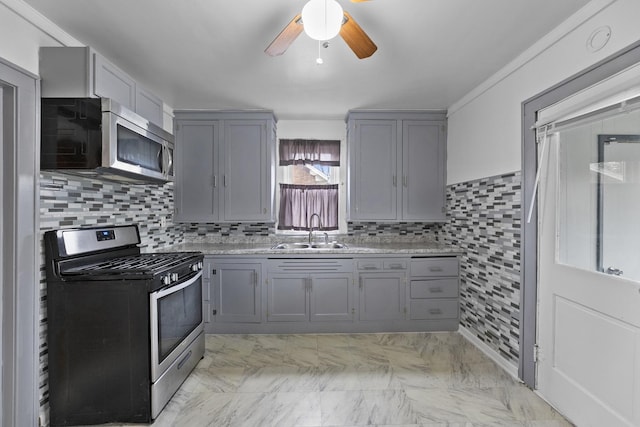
[447,0,640,184]
[0,0,82,74]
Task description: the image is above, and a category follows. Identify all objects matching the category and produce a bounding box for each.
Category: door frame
[0,57,40,427]
[520,40,640,387]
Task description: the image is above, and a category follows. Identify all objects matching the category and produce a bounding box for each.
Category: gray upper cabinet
[173,120,218,221]
[349,120,399,220]
[173,111,276,223]
[40,47,164,127]
[93,52,136,110]
[134,85,164,126]
[347,111,447,222]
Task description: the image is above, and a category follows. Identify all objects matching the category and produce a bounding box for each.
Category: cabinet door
[212,263,261,323]
[267,274,309,322]
[135,85,164,127]
[309,274,353,322]
[93,54,136,110]
[349,120,399,220]
[402,120,446,221]
[222,120,271,221]
[358,273,405,321]
[174,120,218,222]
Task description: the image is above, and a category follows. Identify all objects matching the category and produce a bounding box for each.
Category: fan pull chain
[316,40,324,65]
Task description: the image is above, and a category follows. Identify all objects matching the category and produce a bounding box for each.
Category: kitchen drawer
[409,299,459,320]
[410,257,458,277]
[356,260,382,271]
[383,260,407,270]
[410,278,458,299]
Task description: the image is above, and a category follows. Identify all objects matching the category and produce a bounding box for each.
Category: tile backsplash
[441,171,522,366]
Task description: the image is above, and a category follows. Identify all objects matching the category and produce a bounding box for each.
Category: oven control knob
[162,275,171,286]
[171,273,179,282]
[191,262,202,272]
[198,261,203,270]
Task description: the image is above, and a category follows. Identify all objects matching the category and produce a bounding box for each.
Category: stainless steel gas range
[44,225,204,426]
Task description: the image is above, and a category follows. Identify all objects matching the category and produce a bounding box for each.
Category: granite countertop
[162,239,461,256]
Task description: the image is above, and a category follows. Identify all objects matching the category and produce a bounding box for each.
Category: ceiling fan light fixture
[301,0,344,41]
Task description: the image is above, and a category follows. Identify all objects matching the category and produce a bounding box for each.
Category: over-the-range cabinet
[347,110,447,222]
[173,111,276,222]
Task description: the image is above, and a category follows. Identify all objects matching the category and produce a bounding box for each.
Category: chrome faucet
[308,213,325,244]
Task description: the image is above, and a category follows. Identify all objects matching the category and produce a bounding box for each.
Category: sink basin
[310,242,348,249]
[271,242,348,250]
[271,242,311,249]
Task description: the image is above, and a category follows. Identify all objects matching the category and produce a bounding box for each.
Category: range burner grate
[62,253,198,275]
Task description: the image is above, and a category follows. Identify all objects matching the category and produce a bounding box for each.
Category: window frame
[275,138,347,235]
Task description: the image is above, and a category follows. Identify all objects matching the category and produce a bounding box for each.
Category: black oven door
[150,271,203,382]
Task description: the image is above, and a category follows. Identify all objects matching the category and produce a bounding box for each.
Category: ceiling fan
[265,0,377,59]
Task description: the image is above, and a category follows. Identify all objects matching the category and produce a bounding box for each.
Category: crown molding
[447,0,617,116]
[1,0,83,47]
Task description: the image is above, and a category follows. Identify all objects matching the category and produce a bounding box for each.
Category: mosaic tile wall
[182,222,276,239]
[38,171,184,424]
[441,171,522,366]
[348,221,443,238]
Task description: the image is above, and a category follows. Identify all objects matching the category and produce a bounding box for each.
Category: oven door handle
[154,270,202,298]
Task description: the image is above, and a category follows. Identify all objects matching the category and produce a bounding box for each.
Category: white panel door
[537,124,640,427]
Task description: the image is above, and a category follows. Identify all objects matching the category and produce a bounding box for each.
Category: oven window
[157,278,202,362]
[117,125,163,172]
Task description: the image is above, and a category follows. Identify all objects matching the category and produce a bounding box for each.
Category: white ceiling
[24,0,592,119]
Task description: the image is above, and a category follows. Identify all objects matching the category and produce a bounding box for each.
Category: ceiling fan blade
[339,11,377,59]
[265,14,303,56]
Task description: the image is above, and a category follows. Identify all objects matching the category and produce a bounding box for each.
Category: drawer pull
[428,308,442,315]
[389,264,404,270]
[429,287,443,293]
[362,265,378,270]
[429,266,443,272]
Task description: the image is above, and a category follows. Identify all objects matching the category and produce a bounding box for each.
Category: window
[277,139,340,231]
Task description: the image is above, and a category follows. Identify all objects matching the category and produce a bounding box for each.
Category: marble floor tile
[102,332,574,427]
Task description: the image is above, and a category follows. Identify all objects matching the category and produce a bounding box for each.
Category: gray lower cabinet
[210,260,262,324]
[205,254,459,333]
[356,258,408,321]
[267,259,354,322]
[409,257,459,321]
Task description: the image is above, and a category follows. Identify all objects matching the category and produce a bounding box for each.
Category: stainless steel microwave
[41,98,174,184]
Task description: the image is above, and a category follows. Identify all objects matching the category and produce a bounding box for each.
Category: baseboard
[458,325,520,382]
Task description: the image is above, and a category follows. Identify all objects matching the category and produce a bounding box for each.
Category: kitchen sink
[271,242,348,250]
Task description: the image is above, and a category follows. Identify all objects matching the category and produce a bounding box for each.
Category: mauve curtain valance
[278,184,339,231]
[279,139,340,166]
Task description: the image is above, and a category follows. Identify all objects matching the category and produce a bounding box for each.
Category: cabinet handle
[253,271,258,286]
[429,308,442,315]
[224,175,227,187]
[213,175,217,188]
[403,176,408,187]
[429,266,443,272]
[362,265,377,270]
[393,175,397,187]
[359,277,363,289]
[430,287,443,293]
[389,264,404,270]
